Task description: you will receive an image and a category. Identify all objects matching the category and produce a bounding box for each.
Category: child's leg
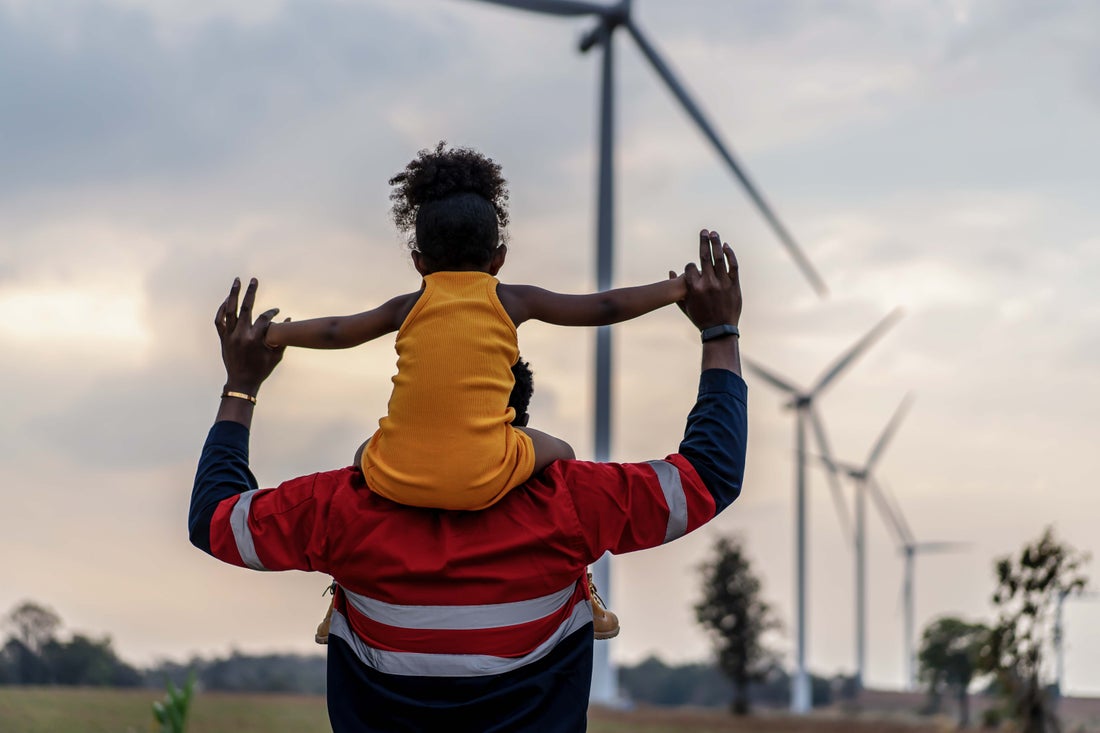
[586,570,620,640]
[315,580,337,645]
[517,427,575,475]
[352,439,369,471]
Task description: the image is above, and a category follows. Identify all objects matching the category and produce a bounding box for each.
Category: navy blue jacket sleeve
[677,368,748,513]
[189,421,258,555]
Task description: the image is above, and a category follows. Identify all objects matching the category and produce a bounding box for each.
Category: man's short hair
[509,357,533,427]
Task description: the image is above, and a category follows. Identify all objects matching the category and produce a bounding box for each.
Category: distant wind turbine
[457,0,829,707]
[867,478,968,690]
[746,307,903,711]
[824,394,914,692]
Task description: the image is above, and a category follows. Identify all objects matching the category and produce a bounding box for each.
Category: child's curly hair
[389,142,510,269]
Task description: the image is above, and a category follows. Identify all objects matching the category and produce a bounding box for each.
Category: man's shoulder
[535,455,693,486]
[523,455,696,513]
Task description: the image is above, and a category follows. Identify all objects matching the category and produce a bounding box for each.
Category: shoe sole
[594,628,620,640]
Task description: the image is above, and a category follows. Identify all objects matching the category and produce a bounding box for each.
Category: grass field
[0,687,955,733]
[0,687,331,733]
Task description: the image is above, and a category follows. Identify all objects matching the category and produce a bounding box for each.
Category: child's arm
[498,276,687,327]
[264,291,419,349]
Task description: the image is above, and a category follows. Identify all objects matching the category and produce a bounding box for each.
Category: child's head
[389,142,510,273]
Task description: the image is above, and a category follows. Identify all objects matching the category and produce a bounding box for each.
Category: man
[190,230,747,732]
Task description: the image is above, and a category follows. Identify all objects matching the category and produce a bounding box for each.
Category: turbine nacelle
[578,1,629,52]
[846,467,868,481]
[784,394,813,411]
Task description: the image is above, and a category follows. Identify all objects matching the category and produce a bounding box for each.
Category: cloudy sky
[2,0,1099,694]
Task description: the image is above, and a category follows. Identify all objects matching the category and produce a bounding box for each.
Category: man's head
[508,357,533,428]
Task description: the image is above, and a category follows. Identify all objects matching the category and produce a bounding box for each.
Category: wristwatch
[700,324,740,342]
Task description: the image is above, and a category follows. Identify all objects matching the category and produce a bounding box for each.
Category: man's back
[194,370,744,731]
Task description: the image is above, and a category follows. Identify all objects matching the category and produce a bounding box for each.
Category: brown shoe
[588,571,620,640]
[315,582,337,645]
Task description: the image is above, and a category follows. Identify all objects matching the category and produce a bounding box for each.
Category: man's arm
[562,230,747,556]
[672,229,744,511]
[190,277,282,552]
[190,278,331,571]
[190,418,337,573]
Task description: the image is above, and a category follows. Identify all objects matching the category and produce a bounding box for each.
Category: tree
[981,527,1089,733]
[41,634,142,687]
[695,535,780,715]
[0,638,51,685]
[918,616,989,727]
[618,656,732,707]
[5,601,61,654]
[2,602,61,685]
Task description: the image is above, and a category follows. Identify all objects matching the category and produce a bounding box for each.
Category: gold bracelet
[222,391,257,404]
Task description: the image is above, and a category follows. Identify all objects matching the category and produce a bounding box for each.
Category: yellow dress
[362,271,535,510]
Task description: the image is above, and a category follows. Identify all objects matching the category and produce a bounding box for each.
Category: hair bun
[389,141,510,233]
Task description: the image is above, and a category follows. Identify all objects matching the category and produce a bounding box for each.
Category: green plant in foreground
[152,673,196,733]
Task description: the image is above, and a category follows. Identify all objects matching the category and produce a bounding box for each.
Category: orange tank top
[362,271,535,510]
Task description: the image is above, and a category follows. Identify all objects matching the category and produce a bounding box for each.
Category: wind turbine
[824,394,914,692]
[866,478,968,690]
[456,0,829,707]
[746,307,902,711]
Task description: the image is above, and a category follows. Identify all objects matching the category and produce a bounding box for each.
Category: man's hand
[674,229,741,375]
[215,277,286,396]
[680,229,741,330]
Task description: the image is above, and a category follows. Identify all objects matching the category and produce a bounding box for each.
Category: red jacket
[190,369,748,731]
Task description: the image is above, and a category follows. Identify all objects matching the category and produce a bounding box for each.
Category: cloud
[0,0,449,196]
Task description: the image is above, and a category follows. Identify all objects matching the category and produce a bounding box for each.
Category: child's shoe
[587,571,620,640]
[315,582,337,645]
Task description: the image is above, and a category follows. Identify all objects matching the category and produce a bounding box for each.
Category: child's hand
[263,317,291,350]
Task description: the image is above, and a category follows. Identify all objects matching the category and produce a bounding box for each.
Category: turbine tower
[746,307,902,712]
[866,478,967,689]
[825,394,913,692]
[1053,588,1099,702]
[457,0,828,707]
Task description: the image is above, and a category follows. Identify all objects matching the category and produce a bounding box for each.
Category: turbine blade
[460,0,610,16]
[865,393,914,473]
[914,541,970,554]
[809,407,852,541]
[876,478,916,547]
[744,359,801,395]
[865,476,908,547]
[623,19,827,297]
[834,460,862,476]
[811,307,903,396]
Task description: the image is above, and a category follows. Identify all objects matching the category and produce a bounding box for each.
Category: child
[265,142,686,640]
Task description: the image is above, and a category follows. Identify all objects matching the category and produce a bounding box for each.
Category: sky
[2,0,1099,694]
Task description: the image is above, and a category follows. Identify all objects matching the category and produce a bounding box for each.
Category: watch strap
[700,324,740,342]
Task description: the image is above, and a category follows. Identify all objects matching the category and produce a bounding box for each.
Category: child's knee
[557,441,576,461]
